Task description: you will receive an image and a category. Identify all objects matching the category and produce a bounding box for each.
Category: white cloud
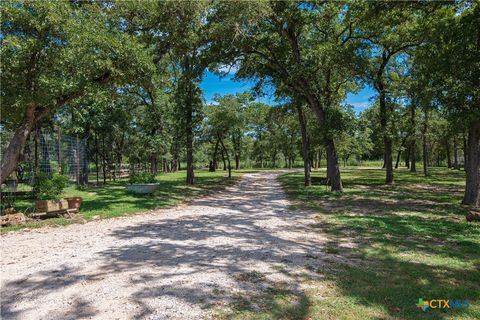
[217,64,239,74]
[350,101,370,109]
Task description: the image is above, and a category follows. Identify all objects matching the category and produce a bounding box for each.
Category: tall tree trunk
[445,138,452,168]
[102,136,107,184]
[410,141,417,173]
[172,145,179,173]
[235,154,240,170]
[186,111,194,185]
[296,104,311,186]
[405,145,410,168]
[184,58,195,185]
[325,138,343,191]
[423,108,429,177]
[409,104,417,173]
[219,137,231,178]
[306,97,342,191]
[453,136,460,170]
[462,121,480,206]
[222,149,226,171]
[463,133,468,172]
[395,136,408,169]
[210,140,219,172]
[379,88,394,184]
[318,149,322,168]
[95,133,99,185]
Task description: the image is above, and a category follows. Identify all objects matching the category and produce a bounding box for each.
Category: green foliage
[0,192,16,211]
[34,173,69,200]
[0,1,154,129]
[128,173,157,184]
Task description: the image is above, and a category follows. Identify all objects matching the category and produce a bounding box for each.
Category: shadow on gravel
[1,171,322,319]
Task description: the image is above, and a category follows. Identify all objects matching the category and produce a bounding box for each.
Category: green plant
[0,192,16,213]
[128,172,157,184]
[34,173,69,200]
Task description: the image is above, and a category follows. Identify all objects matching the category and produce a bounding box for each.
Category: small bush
[0,192,16,213]
[34,173,69,200]
[128,172,157,184]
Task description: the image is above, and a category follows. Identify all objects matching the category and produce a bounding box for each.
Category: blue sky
[201,70,375,113]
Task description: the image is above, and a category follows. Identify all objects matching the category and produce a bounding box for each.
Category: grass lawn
[221,167,479,320]
[2,170,241,233]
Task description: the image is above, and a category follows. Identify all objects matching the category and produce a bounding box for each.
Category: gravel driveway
[1,171,328,319]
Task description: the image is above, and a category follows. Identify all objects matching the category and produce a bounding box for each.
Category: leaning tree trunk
[296,104,311,186]
[462,120,480,207]
[0,104,38,184]
[1,72,111,184]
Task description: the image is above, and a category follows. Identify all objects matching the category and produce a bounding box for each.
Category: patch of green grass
[213,286,311,320]
[276,167,480,320]
[2,170,241,233]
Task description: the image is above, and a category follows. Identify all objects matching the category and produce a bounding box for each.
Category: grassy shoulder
[2,170,242,233]
[220,167,479,320]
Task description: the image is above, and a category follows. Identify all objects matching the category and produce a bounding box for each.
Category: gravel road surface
[1,171,328,319]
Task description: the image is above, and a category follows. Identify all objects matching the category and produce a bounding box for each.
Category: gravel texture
[1,171,328,319]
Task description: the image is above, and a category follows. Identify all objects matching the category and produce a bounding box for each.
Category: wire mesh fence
[2,128,89,186]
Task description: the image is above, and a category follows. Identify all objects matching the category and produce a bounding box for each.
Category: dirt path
[1,171,328,320]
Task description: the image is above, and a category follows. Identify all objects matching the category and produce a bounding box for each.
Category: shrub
[129,172,157,184]
[1,192,16,213]
[34,173,69,200]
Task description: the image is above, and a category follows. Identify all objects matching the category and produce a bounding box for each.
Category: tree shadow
[280,170,480,319]
[1,171,319,319]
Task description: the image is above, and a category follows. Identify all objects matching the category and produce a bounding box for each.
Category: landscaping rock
[0,212,26,226]
[466,210,480,222]
[3,208,16,215]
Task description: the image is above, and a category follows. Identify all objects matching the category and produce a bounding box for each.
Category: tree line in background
[1,1,478,206]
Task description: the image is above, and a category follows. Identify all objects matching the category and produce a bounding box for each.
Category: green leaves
[0,1,154,128]
[33,173,69,200]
